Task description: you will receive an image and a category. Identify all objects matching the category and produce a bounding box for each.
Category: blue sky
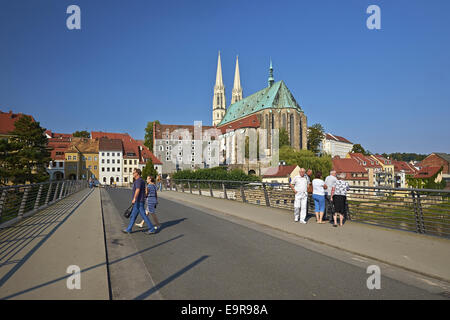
[1,0,449,154]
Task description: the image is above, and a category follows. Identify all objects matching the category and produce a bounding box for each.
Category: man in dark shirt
[123,168,156,235]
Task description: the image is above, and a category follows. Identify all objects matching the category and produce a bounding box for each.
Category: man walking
[324,170,337,222]
[123,168,157,235]
[289,168,309,224]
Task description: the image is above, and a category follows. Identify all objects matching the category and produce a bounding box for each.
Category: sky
[1,0,449,154]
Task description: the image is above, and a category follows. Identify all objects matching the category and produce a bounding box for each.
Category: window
[124,168,127,172]
[68,156,72,160]
[94,156,98,161]
[107,168,110,172]
[88,156,92,161]
[112,167,115,172]
[94,166,97,170]
[166,157,171,161]
[159,146,163,151]
[116,177,119,182]
[166,141,169,145]
[73,156,77,160]
[117,159,120,164]
[134,160,137,165]
[107,159,110,164]
[103,177,106,183]
[83,156,87,161]
[59,162,63,167]
[124,177,128,183]
[112,153,115,157]
[107,153,110,156]
[112,159,115,164]
[117,167,120,172]
[102,168,105,172]
[178,146,182,150]
[124,160,127,165]
[102,153,105,156]
[102,159,105,164]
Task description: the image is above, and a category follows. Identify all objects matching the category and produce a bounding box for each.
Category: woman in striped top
[136,176,161,230]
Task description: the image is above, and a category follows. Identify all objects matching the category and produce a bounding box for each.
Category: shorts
[312,194,325,212]
[146,202,157,214]
[333,195,346,215]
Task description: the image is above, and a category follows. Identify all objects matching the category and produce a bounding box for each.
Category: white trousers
[294,193,308,221]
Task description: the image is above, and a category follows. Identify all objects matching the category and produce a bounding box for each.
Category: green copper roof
[217,80,303,126]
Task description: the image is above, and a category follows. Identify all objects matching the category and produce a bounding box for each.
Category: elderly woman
[312,171,327,223]
[331,173,350,227]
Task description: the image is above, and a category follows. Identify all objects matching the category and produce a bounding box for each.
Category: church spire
[215,51,224,88]
[213,51,226,126]
[268,58,274,87]
[231,55,243,104]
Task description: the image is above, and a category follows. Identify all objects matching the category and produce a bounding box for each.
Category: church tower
[213,51,226,126]
[231,55,243,104]
[268,58,274,87]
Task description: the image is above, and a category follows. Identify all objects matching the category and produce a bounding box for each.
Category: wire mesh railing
[0,180,88,226]
[162,179,450,238]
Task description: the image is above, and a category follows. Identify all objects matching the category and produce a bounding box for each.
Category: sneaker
[122,229,131,234]
[147,229,157,235]
[294,217,299,222]
[300,220,307,224]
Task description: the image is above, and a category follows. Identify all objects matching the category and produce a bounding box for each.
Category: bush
[172,167,261,182]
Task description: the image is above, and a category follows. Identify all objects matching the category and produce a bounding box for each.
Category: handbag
[123,204,133,218]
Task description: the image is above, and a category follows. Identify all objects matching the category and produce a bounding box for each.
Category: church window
[290,114,294,147]
[299,117,303,149]
[282,114,286,129]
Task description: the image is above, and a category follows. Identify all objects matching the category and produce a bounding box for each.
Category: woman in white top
[312,171,328,224]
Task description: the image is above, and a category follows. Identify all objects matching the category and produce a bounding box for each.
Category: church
[214,52,308,174]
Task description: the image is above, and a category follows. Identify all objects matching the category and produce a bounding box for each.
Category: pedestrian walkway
[160,191,450,283]
[0,188,109,300]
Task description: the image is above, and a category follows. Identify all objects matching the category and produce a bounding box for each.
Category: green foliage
[406,167,446,190]
[307,123,324,155]
[279,128,290,147]
[172,166,261,182]
[141,158,158,181]
[279,146,332,176]
[383,153,427,162]
[351,144,369,155]
[0,115,51,185]
[72,130,90,138]
[144,120,160,152]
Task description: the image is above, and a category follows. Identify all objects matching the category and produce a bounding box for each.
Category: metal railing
[161,179,450,238]
[0,180,88,227]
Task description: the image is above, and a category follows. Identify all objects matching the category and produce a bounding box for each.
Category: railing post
[45,182,53,205]
[0,189,7,220]
[34,184,44,210]
[59,182,65,199]
[223,183,228,200]
[18,186,31,218]
[209,182,213,197]
[417,192,426,234]
[198,182,202,196]
[411,191,423,234]
[181,181,185,193]
[263,183,270,207]
[52,182,60,203]
[189,181,192,194]
[240,183,246,203]
[174,181,177,192]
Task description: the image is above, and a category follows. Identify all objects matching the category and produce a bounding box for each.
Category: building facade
[99,138,123,186]
[64,138,99,180]
[321,133,353,158]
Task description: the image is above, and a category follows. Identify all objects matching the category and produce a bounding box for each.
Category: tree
[279,146,332,176]
[0,115,50,185]
[73,130,90,138]
[279,128,290,147]
[144,120,160,152]
[142,158,158,181]
[351,144,367,155]
[307,123,325,155]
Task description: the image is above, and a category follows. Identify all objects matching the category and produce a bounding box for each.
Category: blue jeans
[158,182,162,191]
[126,202,155,232]
[312,194,325,213]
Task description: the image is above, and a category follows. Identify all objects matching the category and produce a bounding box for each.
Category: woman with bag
[136,176,161,230]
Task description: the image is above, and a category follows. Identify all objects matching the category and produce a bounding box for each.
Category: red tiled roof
[217,114,260,133]
[46,130,73,139]
[263,165,297,178]
[325,133,352,144]
[0,110,35,135]
[413,166,441,179]
[47,137,71,160]
[332,157,368,180]
[98,138,123,152]
[348,153,382,169]
[392,160,417,175]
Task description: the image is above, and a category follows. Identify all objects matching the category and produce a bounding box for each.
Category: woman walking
[136,176,161,230]
[331,173,350,227]
[312,171,328,224]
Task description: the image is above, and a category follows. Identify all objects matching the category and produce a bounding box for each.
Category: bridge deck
[160,190,450,283]
[0,188,109,300]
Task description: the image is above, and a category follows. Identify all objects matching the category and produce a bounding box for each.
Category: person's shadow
[160,218,187,230]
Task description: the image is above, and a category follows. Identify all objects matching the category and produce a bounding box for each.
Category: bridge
[0,180,449,300]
